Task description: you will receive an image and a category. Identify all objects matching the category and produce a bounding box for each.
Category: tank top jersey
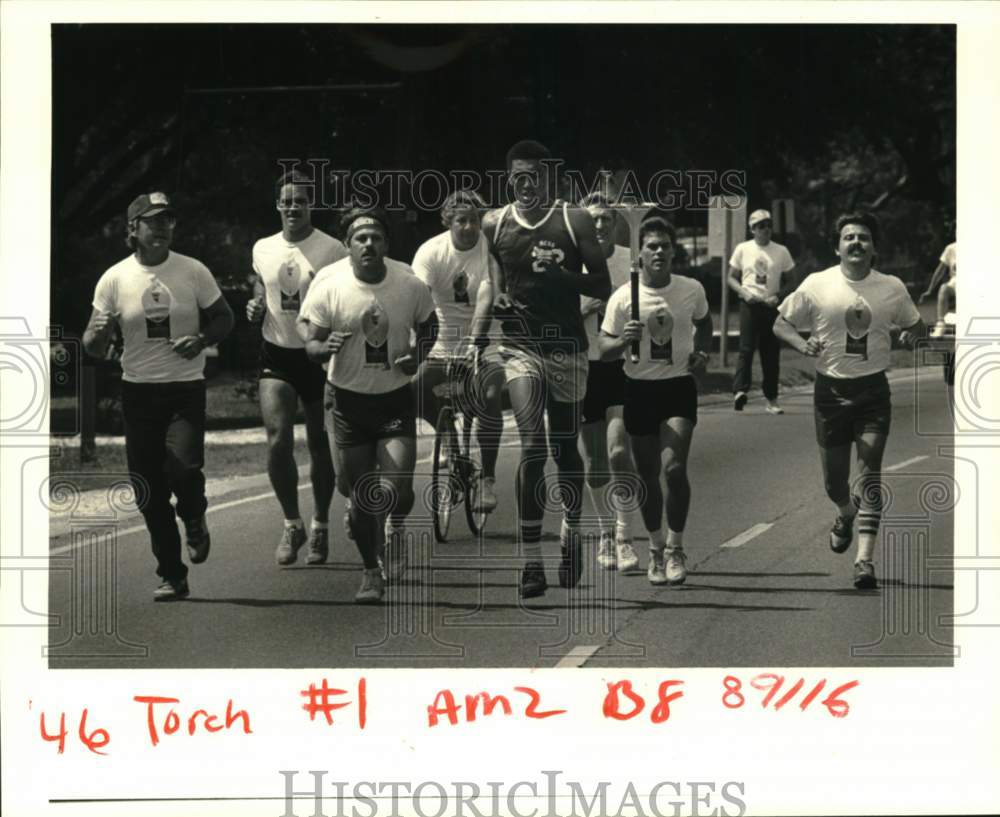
[491,200,587,354]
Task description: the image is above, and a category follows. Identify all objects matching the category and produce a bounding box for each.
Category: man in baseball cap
[727,208,796,414]
[127,191,175,222]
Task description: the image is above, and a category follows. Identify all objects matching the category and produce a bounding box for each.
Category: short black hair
[834,211,880,245]
[441,190,487,226]
[340,205,390,240]
[638,216,676,248]
[505,139,552,170]
[274,171,314,200]
[579,191,615,211]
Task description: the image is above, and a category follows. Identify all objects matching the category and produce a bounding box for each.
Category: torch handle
[629,267,640,364]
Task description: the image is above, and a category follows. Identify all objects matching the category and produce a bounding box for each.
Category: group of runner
[83,138,931,604]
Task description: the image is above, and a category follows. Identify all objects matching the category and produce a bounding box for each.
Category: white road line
[719,522,774,549]
[885,455,928,472]
[555,645,602,668]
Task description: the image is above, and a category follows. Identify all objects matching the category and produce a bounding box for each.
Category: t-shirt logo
[279,256,303,312]
[362,300,390,369]
[753,256,769,286]
[844,295,873,359]
[530,241,565,274]
[648,304,674,363]
[453,270,470,305]
[141,278,172,340]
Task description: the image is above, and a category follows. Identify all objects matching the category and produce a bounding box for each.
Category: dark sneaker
[734,391,748,412]
[154,577,190,602]
[275,525,307,565]
[304,528,329,565]
[558,527,583,588]
[853,559,878,589]
[520,561,548,599]
[829,515,854,553]
[184,516,211,564]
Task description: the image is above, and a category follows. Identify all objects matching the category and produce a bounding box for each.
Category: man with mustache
[773,212,924,589]
[599,217,713,586]
[246,172,348,567]
[83,192,234,601]
[410,190,505,514]
[482,139,612,599]
[302,207,437,603]
[728,209,796,415]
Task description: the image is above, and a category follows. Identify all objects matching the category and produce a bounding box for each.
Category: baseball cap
[127,192,175,222]
[748,209,772,228]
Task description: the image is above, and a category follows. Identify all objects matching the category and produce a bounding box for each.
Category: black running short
[813,370,891,448]
[623,375,698,436]
[258,340,326,404]
[328,384,416,449]
[582,359,626,425]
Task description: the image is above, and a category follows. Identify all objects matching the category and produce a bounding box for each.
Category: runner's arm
[470,276,494,342]
[82,307,116,359]
[414,311,439,367]
[305,321,333,364]
[920,261,948,301]
[481,209,508,295]
[692,311,713,357]
[543,208,611,299]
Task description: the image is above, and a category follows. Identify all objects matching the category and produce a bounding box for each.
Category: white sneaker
[765,401,785,415]
[384,526,408,582]
[647,549,668,585]
[665,547,688,585]
[596,533,617,570]
[929,321,946,339]
[616,539,642,574]
[354,568,385,604]
[474,476,498,512]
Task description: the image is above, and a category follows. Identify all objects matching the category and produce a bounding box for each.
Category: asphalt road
[48,370,955,669]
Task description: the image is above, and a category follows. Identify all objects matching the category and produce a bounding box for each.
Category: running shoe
[734,391,748,412]
[275,524,307,565]
[154,577,190,602]
[184,516,211,564]
[829,515,854,553]
[473,476,498,512]
[665,548,688,585]
[929,321,946,339]
[616,539,642,574]
[596,532,617,570]
[384,526,408,582]
[355,568,385,604]
[765,401,785,415]
[558,526,584,588]
[304,528,329,565]
[647,549,668,585]
[853,559,878,590]
[520,561,548,599]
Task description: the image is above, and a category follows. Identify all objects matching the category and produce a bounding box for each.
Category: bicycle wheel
[461,412,489,537]
[432,407,460,543]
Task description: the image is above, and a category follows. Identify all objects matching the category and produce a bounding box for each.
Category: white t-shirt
[602,274,709,381]
[252,228,347,348]
[730,239,795,298]
[302,258,435,394]
[940,243,956,279]
[778,265,921,379]
[93,251,222,383]
[582,244,632,361]
[411,231,494,358]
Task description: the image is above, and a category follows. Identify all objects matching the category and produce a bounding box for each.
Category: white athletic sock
[312,518,329,531]
[836,500,857,520]
[615,515,632,543]
[586,484,612,537]
[647,528,666,553]
[666,529,684,550]
[284,517,304,529]
[856,533,877,563]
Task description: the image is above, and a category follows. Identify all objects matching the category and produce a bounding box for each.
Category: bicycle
[430,345,493,542]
